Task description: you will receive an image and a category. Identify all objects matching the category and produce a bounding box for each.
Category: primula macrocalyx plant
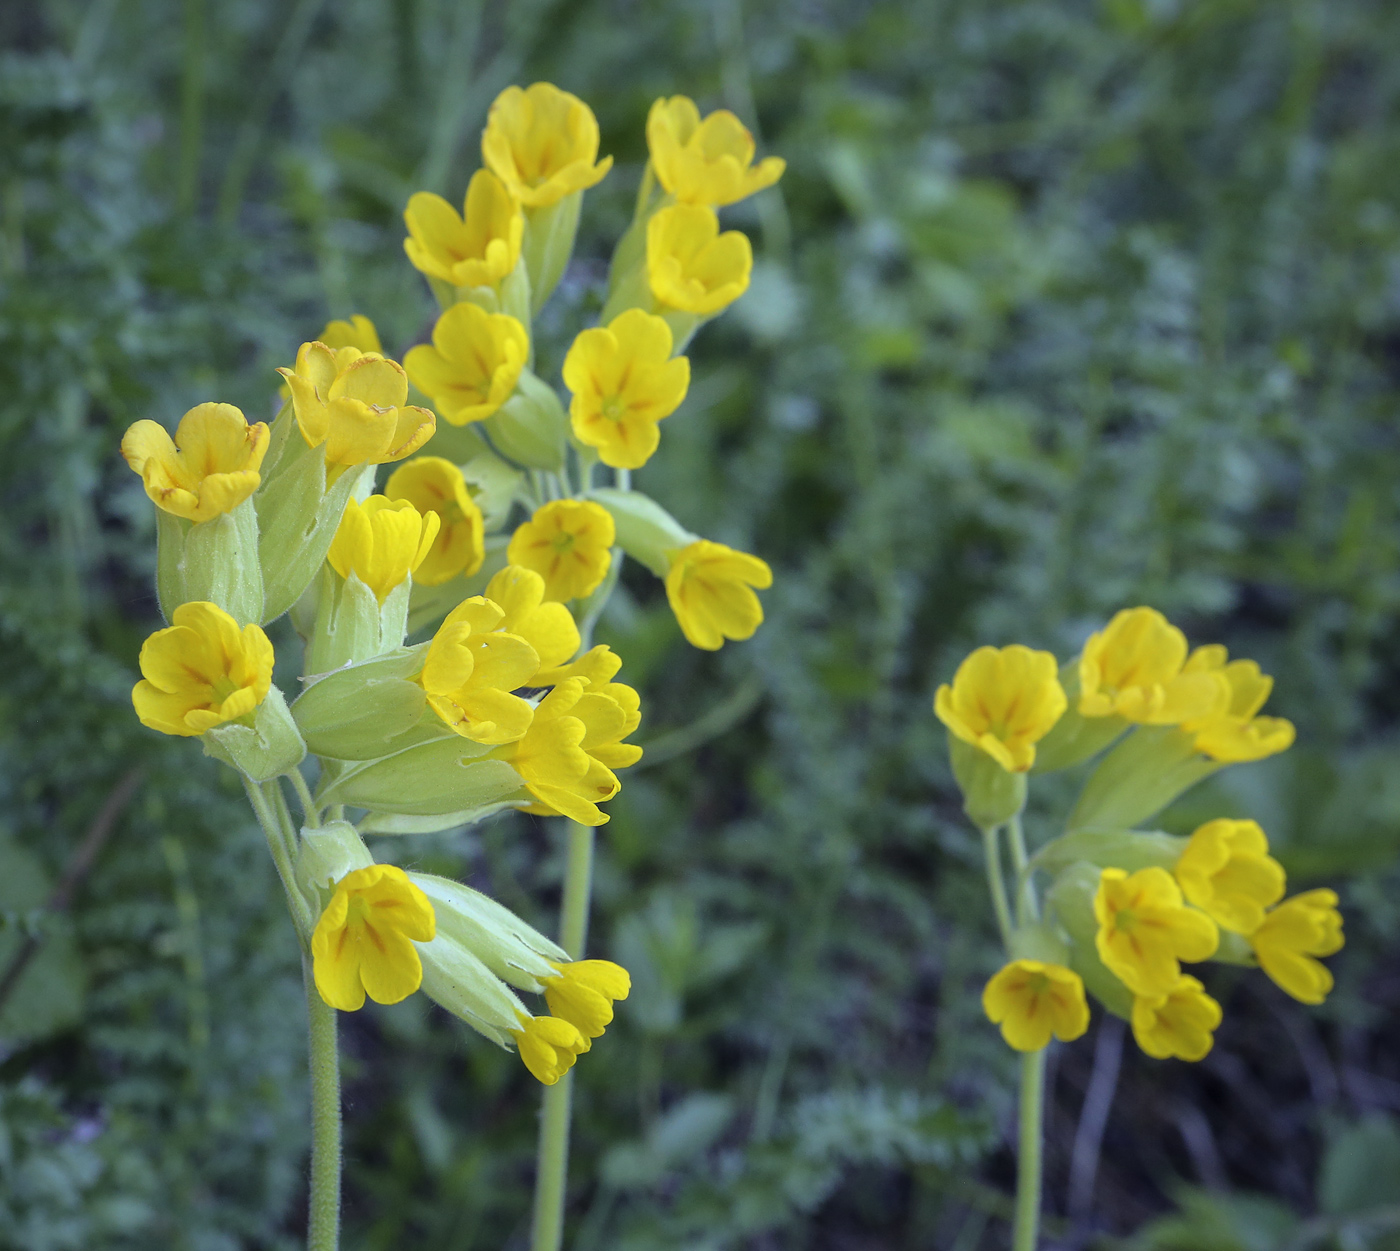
[328,496,440,603]
[1094,867,1219,996]
[1079,607,1227,724]
[934,644,1067,773]
[384,457,485,585]
[647,204,753,315]
[1174,818,1285,933]
[1181,644,1296,762]
[1130,975,1222,1062]
[665,539,772,650]
[1249,889,1345,1004]
[404,301,529,426]
[122,403,269,522]
[403,170,523,290]
[982,959,1090,1052]
[507,499,616,602]
[482,82,612,207]
[646,95,786,207]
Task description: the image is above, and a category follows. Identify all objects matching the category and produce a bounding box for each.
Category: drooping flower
[327,495,440,603]
[132,601,274,737]
[934,645,1067,773]
[1078,607,1229,725]
[316,314,382,355]
[311,865,436,1011]
[563,309,691,469]
[481,82,612,208]
[419,597,540,745]
[647,204,752,315]
[384,457,486,585]
[1174,818,1286,934]
[1181,645,1296,762]
[121,403,269,522]
[1249,889,1344,1005]
[664,539,771,650]
[1094,866,1219,997]
[403,171,524,290]
[541,960,631,1050]
[404,301,529,427]
[513,1013,590,1084]
[982,959,1091,1052]
[1131,975,1222,1061]
[646,95,785,207]
[507,499,616,602]
[478,565,580,680]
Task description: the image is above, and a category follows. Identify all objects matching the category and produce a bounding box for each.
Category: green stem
[1006,814,1039,925]
[287,768,322,828]
[242,776,312,939]
[303,955,342,1251]
[1014,1048,1046,1251]
[982,824,1014,950]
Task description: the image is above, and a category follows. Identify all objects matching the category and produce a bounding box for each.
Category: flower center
[1115,908,1137,932]
[601,395,626,423]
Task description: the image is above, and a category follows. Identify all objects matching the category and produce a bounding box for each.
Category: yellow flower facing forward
[1249,890,1344,1005]
[1181,645,1296,763]
[327,495,441,603]
[277,343,435,477]
[982,960,1090,1052]
[1078,607,1229,725]
[404,302,529,427]
[646,95,786,207]
[121,403,269,522]
[1174,818,1285,935]
[317,314,382,354]
[311,865,436,1012]
[507,499,616,602]
[132,602,274,737]
[1131,975,1222,1062]
[420,596,540,745]
[563,309,691,469]
[934,645,1067,773]
[479,565,581,680]
[665,539,772,651]
[1094,867,1219,997]
[513,1013,589,1085]
[482,82,612,208]
[384,457,486,586]
[403,171,524,289]
[541,960,631,1050]
[647,204,753,316]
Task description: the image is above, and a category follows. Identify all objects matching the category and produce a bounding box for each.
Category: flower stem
[1013,1047,1046,1251]
[303,954,342,1251]
[982,824,1014,950]
[287,767,321,828]
[242,776,312,938]
[1006,813,1039,925]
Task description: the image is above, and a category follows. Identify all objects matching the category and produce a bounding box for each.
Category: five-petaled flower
[1094,866,1219,997]
[482,83,612,208]
[122,403,269,523]
[507,499,616,602]
[646,95,785,207]
[1131,974,1222,1062]
[541,960,632,1049]
[982,959,1090,1052]
[1181,645,1296,763]
[1078,607,1228,725]
[327,495,440,603]
[647,204,753,315]
[385,457,487,586]
[934,644,1067,773]
[514,1014,590,1085]
[404,170,524,290]
[1174,818,1285,935]
[664,539,772,651]
[404,302,529,427]
[477,565,581,683]
[1249,889,1344,1005]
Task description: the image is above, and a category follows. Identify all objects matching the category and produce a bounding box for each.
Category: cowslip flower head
[507,499,616,602]
[1181,645,1296,762]
[1131,975,1222,1061]
[1249,889,1344,1005]
[665,539,772,651]
[277,343,435,478]
[404,301,529,427]
[513,1013,589,1084]
[384,458,486,586]
[317,314,382,354]
[541,960,631,1050]
[1094,866,1219,997]
[563,309,691,469]
[479,565,580,680]
[647,204,753,315]
[311,865,436,1012]
[403,171,524,290]
[934,645,1067,773]
[132,602,274,737]
[1174,818,1285,934]
[481,82,612,208]
[646,95,785,207]
[982,959,1090,1052]
[122,403,269,523]
[1078,608,1229,725]
[420,595,540,745]
[327,495,440,603]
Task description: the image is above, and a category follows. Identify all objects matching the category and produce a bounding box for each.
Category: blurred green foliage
[2,0,1399,1247]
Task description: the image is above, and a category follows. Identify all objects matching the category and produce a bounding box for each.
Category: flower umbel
[1131,975,1222,1061]
[647,204,753,315]
[121,403,269,522]
[1249,890,1344,1005]
[1181,645,1296,763]
[514,1014,589,1085]
[934,645,1067,773]
[541,960,631,1049]
[1079,607,1228,725]
[1094,866,1219,997]
[664,539,772,650]
[384,457,486,585]
[404,302,529,427]
[982,960,1090,1052]
[507,499,616,602]
[403,170,524,290]
[646,95,786,207]
[1174,818,1285,934]
[420,596,540,745]
[482,83,612,208]
[327,495,441,603]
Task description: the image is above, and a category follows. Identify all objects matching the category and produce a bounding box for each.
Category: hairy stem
[303,955,342,1251]
[1014,1048,1046,1251]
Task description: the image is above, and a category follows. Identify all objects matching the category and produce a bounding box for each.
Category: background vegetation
[3,0,1399,1247]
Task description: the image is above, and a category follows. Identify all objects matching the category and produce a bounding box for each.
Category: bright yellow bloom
[404,302,528,427]
[403,171,524,290]
[934,645,1067,773]
[1094,867,1219,996]
[563,309,691,469]
[664,539,771,651]
[646,95,785,207]
[507,499,616,602]
[317,314,382,354]
[647,204,752,315]
[384,457,486,585]
[419,596,540,745]
[132,602,274,737]
[1079,608,1229,725]
[311,865,436,1012]
[327,495,440,603]
[1249,889,1344,1005]
[1174,818,1285,935]
[1131,975,1222,1061]
[481,82,612,208]
[1181,645,1296,762]
[513,1013,589,1085]
[541,960,631,1049]
[121,404,269,522]
[982,959,1090,1052]
[277,343,435,478]
[479,565,580,679]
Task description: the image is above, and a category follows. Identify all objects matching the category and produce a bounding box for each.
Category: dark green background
[2,0,1399,1247]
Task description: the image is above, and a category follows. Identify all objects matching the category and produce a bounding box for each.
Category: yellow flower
[384,457,486,585]
[1181,645,1296,762]
[132,602,274,737]
[513,1013,589,1085]
[1249,889,1344,1005]
[664,539,772,650]
[563,309,691,469]
[479,565,581,679]
[404,302,529,427]
[121,403,269,522]
[1174,818,1285,934]
[1078,607,1229,725]
[541,959,631,1049]
[981,959,1090,1052]
[317,314,382,354]
[1131,975,1222,1061]
[647,204,753,315]
[403,171,524,289]
[507,499,616,602]
[311,865,436,1012]
[481,82,612,208]
[934,645,1067,773]
[419,596,540,745]
[276,343,435,478]
[646,95,785,207]
[1094,867,1219,996]
[327,495,441,603]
